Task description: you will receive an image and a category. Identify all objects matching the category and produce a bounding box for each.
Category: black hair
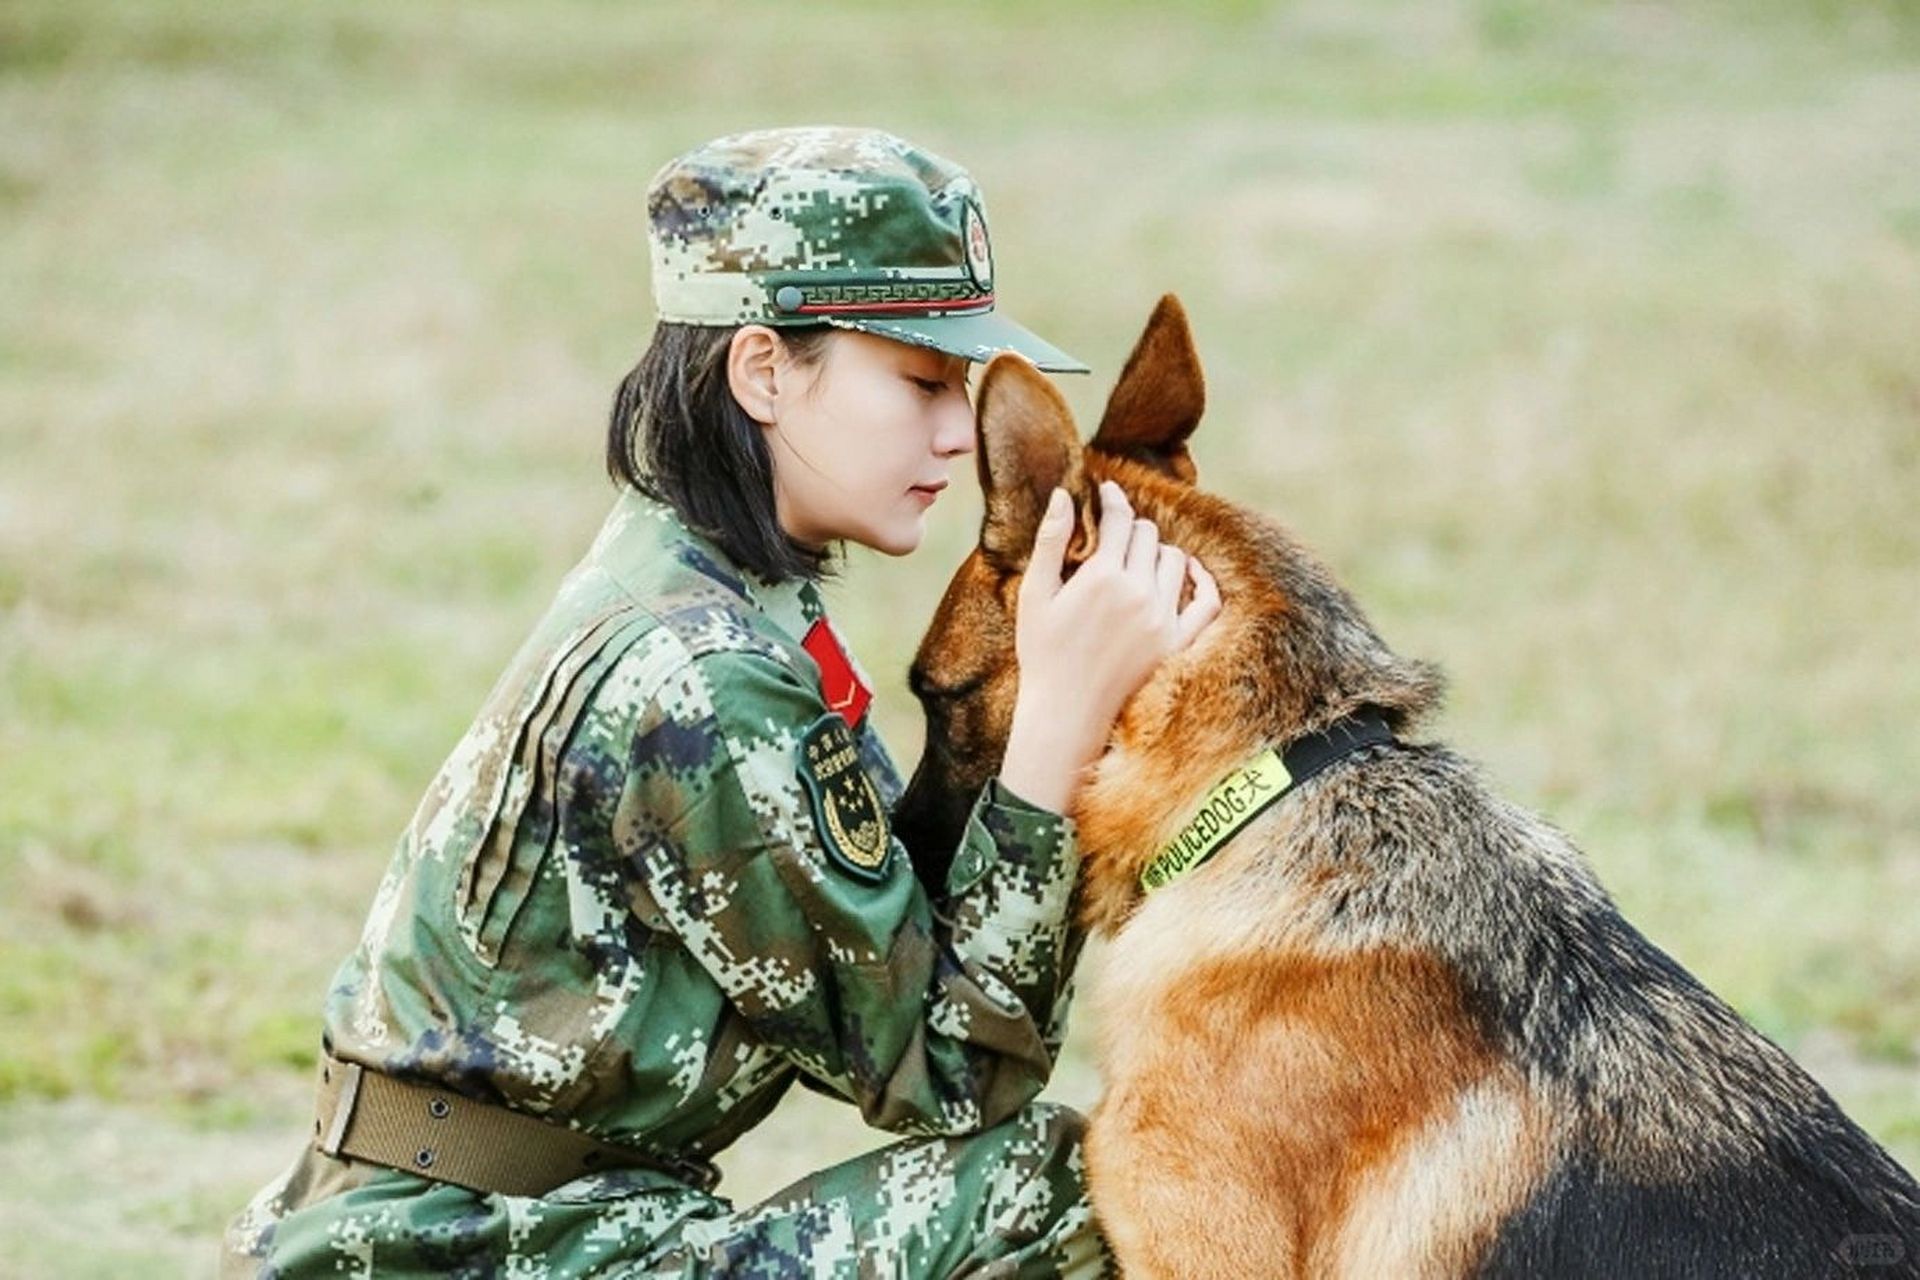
[606,321,840,584]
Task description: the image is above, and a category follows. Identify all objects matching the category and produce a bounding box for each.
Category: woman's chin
[857,513,927,558]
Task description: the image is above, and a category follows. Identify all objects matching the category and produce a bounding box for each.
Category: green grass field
[3,0,1917,1272]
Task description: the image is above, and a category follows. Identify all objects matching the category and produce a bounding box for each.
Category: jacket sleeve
[620,646,1084,1137]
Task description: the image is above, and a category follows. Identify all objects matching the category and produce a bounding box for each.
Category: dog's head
[893,294,1444,927]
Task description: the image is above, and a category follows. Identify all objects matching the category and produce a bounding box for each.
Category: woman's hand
[997,479,1222,814]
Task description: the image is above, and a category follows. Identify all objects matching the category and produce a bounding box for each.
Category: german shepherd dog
[892,296,1920,1278]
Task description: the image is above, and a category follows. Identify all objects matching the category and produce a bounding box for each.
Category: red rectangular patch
[801,617,872,728]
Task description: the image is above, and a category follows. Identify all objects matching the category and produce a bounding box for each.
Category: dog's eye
[908,670,988,701]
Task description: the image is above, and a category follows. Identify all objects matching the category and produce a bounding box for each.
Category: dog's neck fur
[1066,470,1445,934]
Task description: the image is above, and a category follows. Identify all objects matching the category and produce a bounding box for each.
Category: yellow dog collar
[1139,708,1398,893]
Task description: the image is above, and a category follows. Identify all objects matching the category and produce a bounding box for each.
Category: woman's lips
[909,480,947,502]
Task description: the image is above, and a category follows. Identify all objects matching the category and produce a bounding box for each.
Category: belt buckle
[674,1154,722,1194]
[317,1060,363,1158]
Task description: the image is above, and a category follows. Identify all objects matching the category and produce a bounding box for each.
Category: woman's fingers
[1155,543,1188,615]
[1175,557,1222,648]
[1089,480,1133,571]
[1067,479,1216,653]
[1126,515,1161,587]
[1021,486,1072,607]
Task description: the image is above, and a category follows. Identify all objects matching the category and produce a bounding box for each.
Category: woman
[222,125,1219,1278]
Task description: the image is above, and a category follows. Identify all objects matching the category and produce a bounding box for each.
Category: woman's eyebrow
[909,356,970,384]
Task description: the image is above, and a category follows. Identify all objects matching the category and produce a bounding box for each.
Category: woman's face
[753,328,978,557]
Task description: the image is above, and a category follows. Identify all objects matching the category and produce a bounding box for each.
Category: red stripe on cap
[794,294,995,316]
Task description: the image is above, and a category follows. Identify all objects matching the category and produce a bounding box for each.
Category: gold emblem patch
[798,713,891,881]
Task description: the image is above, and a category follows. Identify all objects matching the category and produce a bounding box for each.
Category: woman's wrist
[997,695,1107,815]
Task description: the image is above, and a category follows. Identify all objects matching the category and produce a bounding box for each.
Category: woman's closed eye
[907,376,948,397]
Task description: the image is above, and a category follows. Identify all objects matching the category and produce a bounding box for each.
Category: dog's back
[1298,739,1920,1277]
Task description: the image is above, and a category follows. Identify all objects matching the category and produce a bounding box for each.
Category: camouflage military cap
[646,125,1090,374]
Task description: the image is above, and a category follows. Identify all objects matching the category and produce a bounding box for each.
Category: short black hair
[606,322,840,584]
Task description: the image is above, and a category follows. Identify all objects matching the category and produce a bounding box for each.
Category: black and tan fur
[893,296,1920,1278]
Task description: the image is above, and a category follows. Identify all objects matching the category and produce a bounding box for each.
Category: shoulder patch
[797,712,892,882]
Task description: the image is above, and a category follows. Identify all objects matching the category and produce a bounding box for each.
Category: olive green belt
[313,1052,720,1196]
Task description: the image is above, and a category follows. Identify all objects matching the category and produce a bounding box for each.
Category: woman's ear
[726,325,784,426]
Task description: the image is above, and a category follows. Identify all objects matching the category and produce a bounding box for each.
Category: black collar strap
[1138,706,1398,893]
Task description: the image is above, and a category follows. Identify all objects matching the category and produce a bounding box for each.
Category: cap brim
[823,310,1091,374]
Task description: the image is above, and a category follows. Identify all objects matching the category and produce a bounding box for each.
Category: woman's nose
[935,396,975,456]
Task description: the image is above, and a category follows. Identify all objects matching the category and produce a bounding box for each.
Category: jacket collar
[593,486,828,647]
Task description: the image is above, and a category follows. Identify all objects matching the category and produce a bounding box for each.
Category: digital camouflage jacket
[227,484,1090,1265]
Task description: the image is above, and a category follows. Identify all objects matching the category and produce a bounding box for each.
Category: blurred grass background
[3,0,1918,1272]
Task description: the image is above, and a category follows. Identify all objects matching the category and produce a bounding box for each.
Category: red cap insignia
[801,617,872,728]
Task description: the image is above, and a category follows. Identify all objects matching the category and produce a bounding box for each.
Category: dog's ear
[976,354,1094,571]
[1089,293,1205,484]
